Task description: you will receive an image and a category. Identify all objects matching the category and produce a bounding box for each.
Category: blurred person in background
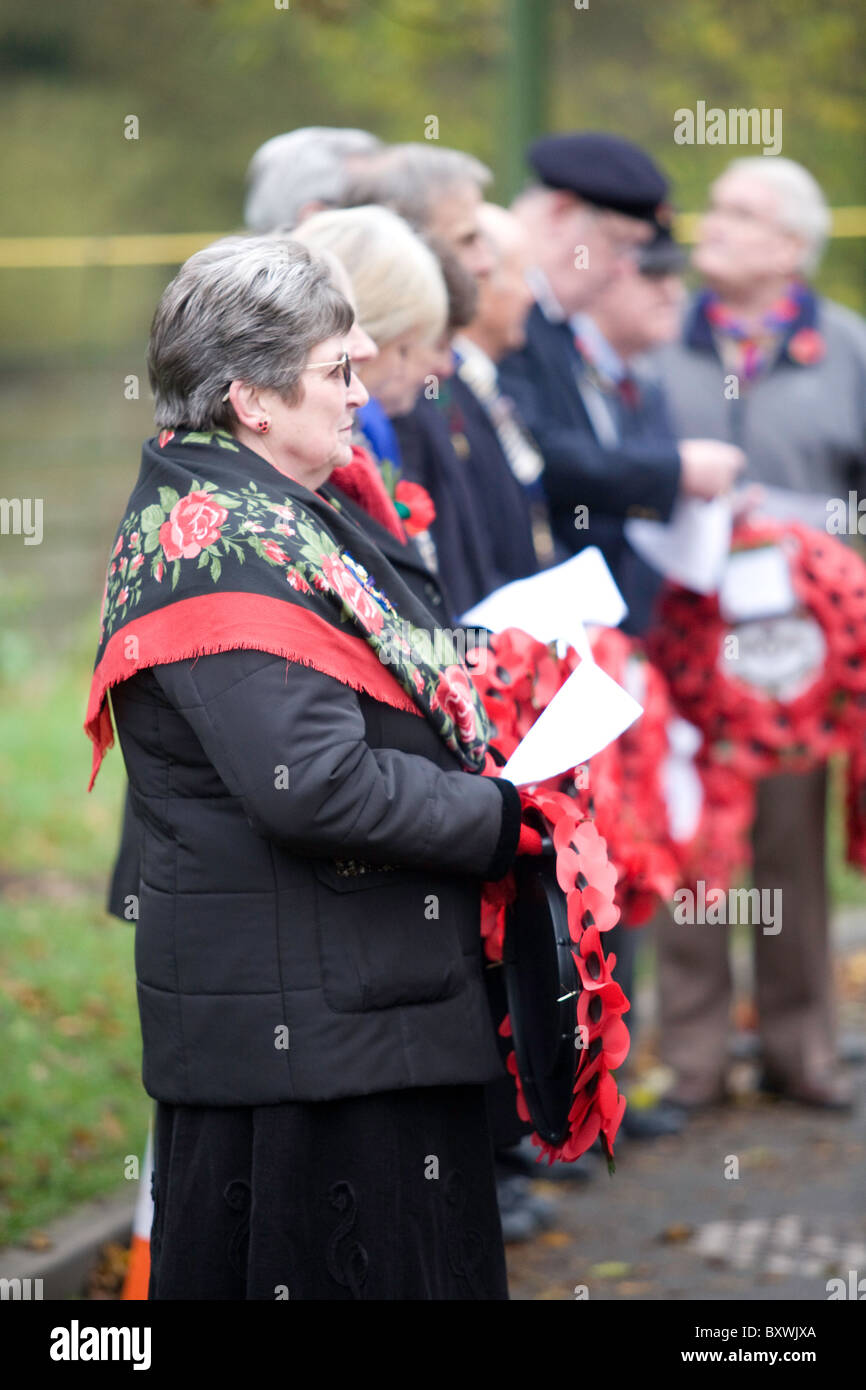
[292,203,447,426]
[243,126,382,232]
[652,156,866,1112]
[341,143,509,614]
[571,223,688,635]
[391,241,511,615]
[291,204,456,600]
[450,201,554,581]
[569,224,693,1140]
[341,141,495,281]
[499,132,744,626]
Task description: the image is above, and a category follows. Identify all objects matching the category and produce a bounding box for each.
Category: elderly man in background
[553,224,697,1140]
[572,224,689,633]
[652,156,866,1112]
[243,126,382,232]
[499,132,744,627]
[391,239,510,615]
[293,205,497,612]
[450,202,555,580]
[340,143,510,613]
[341,141,495,281]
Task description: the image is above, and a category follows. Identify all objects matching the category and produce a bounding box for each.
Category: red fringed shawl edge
[84,590,422,791]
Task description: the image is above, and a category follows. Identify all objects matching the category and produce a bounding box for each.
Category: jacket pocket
[313,861,467,1012]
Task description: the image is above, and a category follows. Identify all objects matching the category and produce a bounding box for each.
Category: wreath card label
[718,543,797,623]
[722,613,827,700]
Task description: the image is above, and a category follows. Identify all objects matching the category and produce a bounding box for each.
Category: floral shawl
[85,428,491,788]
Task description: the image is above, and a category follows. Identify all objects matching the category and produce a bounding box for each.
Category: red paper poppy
[394,480,436,536]
[787,328,825,366]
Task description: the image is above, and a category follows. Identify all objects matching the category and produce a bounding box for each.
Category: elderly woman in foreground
[86,237,536,1300]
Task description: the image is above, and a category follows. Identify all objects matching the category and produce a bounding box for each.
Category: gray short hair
[719,157,832,275]
[148,235,353,430]
[340,142,492,231]
[243,127,383,232]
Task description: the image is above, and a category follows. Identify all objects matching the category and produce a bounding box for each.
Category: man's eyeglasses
[303,351,352,386]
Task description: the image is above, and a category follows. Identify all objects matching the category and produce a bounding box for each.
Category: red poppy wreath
[647,521,866,779]
[469,630,630,1165]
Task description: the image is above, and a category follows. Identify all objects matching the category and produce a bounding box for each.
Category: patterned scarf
[85,428,492,788]
[703,282,805,382]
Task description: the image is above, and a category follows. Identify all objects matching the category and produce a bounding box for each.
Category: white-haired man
[243,126,382,232]
[653,156,866,1113]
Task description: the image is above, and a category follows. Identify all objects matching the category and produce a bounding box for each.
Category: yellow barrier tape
[0,233,229,269]
[0,211,865,268]
[676,207,866,242]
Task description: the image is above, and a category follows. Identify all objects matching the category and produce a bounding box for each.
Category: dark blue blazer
[446,374,540,586]
[499,303,681,633]
[392,396,506,619]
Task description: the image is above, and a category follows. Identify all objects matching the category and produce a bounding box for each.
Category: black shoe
[838,1032,866,1066]
[496,1137,595,1182]
[758,1074,855,1111]
[732,1030,866,1067]
[495,1171,557,1244]
[621,1100,687,1140]
[728,1030,760,1061]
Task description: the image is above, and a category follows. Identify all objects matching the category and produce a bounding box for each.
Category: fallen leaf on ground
[538,1230,571,1248]
[24,1231,52,1250]
[589,1260,631,1279]
[660,1223,693,1243]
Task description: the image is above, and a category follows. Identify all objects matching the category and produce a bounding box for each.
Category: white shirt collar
[570,312,627,383]
[452,334,497,390]
[525,266,568,324]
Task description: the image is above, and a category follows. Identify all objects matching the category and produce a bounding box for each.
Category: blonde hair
[293,205,447,347]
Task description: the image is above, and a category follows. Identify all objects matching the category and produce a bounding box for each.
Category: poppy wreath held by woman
[478,764,630,1167]
[571,630,681,925]
[467,628,683,924]
[466,624,759,1163]
[466,632,629,1165]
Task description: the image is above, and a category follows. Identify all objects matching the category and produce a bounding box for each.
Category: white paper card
[501,658,643,787]
[751,485,830,531]
[624,496,733,595]
[459,546,627,648]
[661,717,704,845]
[718,545,796,623]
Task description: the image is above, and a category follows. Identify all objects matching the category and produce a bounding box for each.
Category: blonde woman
[294,204,446,421]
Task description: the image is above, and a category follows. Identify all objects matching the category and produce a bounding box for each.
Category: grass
[0,640,149,1248]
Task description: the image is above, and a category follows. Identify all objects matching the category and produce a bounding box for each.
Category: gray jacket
[652,293,866,507]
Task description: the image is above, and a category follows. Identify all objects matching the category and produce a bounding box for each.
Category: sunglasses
[220,351,353,404]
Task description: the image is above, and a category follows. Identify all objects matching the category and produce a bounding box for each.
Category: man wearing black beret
[499,132,744,629]
[499,134,745,1143]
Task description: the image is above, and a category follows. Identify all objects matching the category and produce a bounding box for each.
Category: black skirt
[149,1083,509,1301]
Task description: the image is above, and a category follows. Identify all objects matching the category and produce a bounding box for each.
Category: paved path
[505,946,866,1301]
